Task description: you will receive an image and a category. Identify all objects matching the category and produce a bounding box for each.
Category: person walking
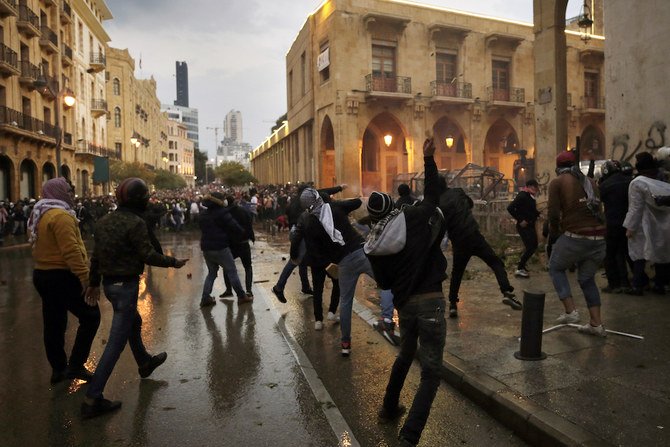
[29,177,100,385]
[507,179,540,278]
[220,195,255,298]
[365,138,447,447]
[547,150,608,336]
[82,178,188,419]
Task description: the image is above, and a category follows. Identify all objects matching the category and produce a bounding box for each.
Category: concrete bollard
[514,290,547,361]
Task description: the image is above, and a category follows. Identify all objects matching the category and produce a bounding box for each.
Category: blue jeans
[202,248,245,300]
[380,289,394,321]
[383,295,447,445]
[338,247,375,343]
[87,279,151,399]
[549,235,606,308]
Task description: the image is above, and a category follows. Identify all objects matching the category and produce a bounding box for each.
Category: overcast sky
[105,0,582,156]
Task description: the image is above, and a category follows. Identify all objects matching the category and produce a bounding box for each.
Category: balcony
[75,140,119,159]
[581,96,605,115]
[61,43,73,66]
[430,80,473,106]
[0,0,18,18]
[60,1,72,24]
[37,74,59,100]
[17,5,40,38]
[39,25,59,54]
[88,52,106,73]
[90,99,107,118]
[18,60,40,87]
[43,0,56,6]
[486,86,526,112]
[0,43,20,77]
[365,74,412,101]
[0,105,57,143]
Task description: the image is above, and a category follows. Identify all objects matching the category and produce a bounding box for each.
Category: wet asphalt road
[0,231,528,447]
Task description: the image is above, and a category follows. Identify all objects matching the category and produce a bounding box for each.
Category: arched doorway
[580,125,605,160]
[81,170,90,196]
[320,115,336,187]
[42,162,56,184]
[361,112,408,196]
[76,168,82,196]
[19,159,37,199]
[0,155,14,200]
[61,164,71,181]
[484,119,520,181]
[432,117,467,171]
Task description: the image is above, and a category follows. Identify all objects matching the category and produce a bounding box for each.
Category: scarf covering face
[28,178,77,245]
[300,188,344,245]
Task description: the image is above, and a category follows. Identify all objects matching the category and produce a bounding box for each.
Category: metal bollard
[514,290,547,361]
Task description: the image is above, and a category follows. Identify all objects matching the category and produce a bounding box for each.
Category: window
[112,78,120,95]
[115,142,122,155]
[301,51,306,95]
[318,41,330,83]
[584,71,599,108]
[114,107,121,128]
[492,60,510,101]
[288,70,293,107]
[77,20,84,53]
[372,43,396,92]
[436,52,457,96]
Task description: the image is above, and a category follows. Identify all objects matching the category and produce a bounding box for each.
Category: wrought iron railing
[487,86,525,103]
[0,105,57,138]
[61,1,71,18]
[583,96,605,109]
[19,60,40,79]
[431,80,472,99]
[62,43,72,60]
[91,99,107,110]
[90,52,106,66]
[40,25,58,46]
[0,43,18,69]
[365,74,411,94]
[0,0,18,13]
[75,140,119,159]
[18,4,39,29]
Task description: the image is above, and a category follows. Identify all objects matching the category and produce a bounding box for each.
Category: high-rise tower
[175,61,189,107]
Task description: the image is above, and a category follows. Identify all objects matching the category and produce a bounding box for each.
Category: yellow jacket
[32,208,89,285]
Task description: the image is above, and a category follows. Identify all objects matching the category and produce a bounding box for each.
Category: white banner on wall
[317,48,330,72]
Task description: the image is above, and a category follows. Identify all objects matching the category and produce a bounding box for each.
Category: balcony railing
[0,105,57,138]
[89,52,106,72]
[37,74,59,100]
[75,141,119,159]
[0,0,18,18]
[431,80,472,99]
[91,99,107,118]
[60,0,72,24]
[365,74,411,94]
[17,4,40,37]
[39,25,59,53]
[487,86,525,103]
[0,43,20,76]
[19,60,40,84]
[583,96,605,110]
[62,43,73,65]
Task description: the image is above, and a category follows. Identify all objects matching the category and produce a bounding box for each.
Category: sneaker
[81,397,122,419]
[502,291,522,310]
[314,321,324,331]
[327,312,340,323]
[200,296,216,307]
[238,294,254,304]
[448,302,458,318]
[374,319,398,346]
[301,288,314,295]
[66,366,94,382]
[272,286,287,303]
[578,323,607,337]
[377,404,406,423]
[515,269,530,278]
[341,342,351,357]
[601,285,623,294]
[218,289,233,298]
[556,310,580,324]
[246,291,254,298]
[138,352,167,379]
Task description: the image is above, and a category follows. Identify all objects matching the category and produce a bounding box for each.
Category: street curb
[353,297,613,447]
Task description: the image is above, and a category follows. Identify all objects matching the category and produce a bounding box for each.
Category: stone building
[251,0,605,197]
[106,47,168,172]
[166,118,194,187]
[0,0,113,200]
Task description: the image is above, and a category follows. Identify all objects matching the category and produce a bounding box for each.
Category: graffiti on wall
[611,121,666,162]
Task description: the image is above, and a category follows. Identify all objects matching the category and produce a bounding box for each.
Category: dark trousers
[516,223,538,270]
[383,296,446,445]
[654,263,670,289]
[604,225,631,288]
[311,267,340,322]
[33,269,101,373]
[224,242,253,293]
[449,231,512,302]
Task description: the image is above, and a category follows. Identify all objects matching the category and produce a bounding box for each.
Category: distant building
[174,61,189,107]
[162,104,199,151]
[224,109,243,143]
[166,119,195,187]
[217,138,252,169]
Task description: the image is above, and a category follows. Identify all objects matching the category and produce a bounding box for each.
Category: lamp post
[445,135,454,149]
[34,74,75,178]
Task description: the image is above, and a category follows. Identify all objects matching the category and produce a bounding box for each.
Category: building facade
[162,103,199,151]
[224,109,242,142]
[251,0,605,197]
[166,118,194,186]
[174,60,188,107]
[0,0,114,201]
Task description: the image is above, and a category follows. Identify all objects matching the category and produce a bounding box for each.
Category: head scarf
[28,178,77,245]
[300,188,344,245]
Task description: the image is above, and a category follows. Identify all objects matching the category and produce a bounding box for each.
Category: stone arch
[76,168,82,196]
[484,118,520,180]
[360,112,408,195]
[432,116,468,171]
[0,154,15,201]
[320,115,336,187]
[61,164,71,181]
[42,162,56,184]
[81,170,90,196]
[580,124,605,160]
[19,159,37,199]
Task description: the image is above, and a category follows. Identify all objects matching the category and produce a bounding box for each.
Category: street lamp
[383,134,393,147]
[445,135,454,149]
[577,0,594,42]
[33,74,76,177]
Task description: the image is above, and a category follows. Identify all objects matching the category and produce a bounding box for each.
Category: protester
[507,179,540,278]
[30,178,100,385]
[395,183,417,209]
[220,195,255,298]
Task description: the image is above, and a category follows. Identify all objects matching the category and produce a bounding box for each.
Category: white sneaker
[578,323,607,337]
[314,321,324,331]
[556,310,580,324]
[327,312,340,323]
[515,269,530,278]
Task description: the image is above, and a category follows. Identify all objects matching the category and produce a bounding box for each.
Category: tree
[271,113,287,133]
[109,160,155,185]
[215,161,257,186]
[194,148,208,185]
[153,169,187,190]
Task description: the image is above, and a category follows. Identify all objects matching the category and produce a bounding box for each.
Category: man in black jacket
[220,195,256,297]
[507,180,540,278]
[440,184,520,317]
[365,138,447,447]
